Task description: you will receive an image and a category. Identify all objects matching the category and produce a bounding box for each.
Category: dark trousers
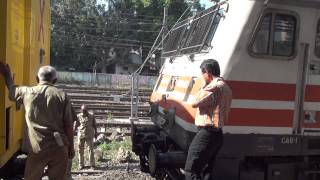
[184,128,223,180]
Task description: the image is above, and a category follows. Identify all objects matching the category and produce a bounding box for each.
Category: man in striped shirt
[184,59,232,180]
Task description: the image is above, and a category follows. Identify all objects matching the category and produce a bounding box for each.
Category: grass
[107,112,113,120]
[71,154,80,170]
[71,137,138,170]
[98,137,138,161]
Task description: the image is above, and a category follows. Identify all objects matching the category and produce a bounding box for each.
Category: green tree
[51,0,201,72]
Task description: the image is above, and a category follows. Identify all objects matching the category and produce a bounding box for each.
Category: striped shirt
[194,77,232,128]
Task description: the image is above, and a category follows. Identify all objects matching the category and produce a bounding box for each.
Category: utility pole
[162,7,168,45]
[161,7,168,67]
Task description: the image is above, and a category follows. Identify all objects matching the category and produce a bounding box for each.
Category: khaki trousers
[78,137,95,168]
[24,146,69,180]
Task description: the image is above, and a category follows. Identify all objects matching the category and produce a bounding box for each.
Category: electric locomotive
[132,0,320,179]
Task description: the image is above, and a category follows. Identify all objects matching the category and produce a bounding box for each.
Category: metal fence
[57,71,158,89]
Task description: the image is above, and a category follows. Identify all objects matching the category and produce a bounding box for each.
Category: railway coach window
[250,10,298,59]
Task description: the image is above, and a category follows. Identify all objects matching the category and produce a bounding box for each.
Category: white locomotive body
[132,1,320,179]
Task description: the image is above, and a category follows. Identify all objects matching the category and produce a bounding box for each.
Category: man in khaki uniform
[76,104,97,169]
[0,63,75,180]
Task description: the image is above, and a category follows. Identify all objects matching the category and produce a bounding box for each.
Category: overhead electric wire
[51,4,182,66]
[118,12,162,19]
[52,18,163,25]
[52,15,162,23]
[59,42,153,48]
[58,9,163,18]
[53,32,154,45]
[53,19,164,26]
[56,40,153,48]
[53,37,155,48]
[53,25,159,32]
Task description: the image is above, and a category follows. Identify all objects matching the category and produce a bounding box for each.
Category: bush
[98,137,138,162]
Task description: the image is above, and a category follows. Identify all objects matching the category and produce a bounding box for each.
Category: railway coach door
[301,10,320,135]
[293,8,320,137]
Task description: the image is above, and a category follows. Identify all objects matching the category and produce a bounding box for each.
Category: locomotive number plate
[281,136,298,144]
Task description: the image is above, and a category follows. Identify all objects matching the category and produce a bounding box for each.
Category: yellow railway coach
[0,0,50,176]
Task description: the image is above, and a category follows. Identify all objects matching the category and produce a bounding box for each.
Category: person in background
[184,59,232,180]
[75,104,97,170]
[67,105,80,180]
[0,62,75,180]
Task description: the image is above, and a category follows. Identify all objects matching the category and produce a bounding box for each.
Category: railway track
[58,84,152,96]
[97,119,153,127]
[56,85,156,180]
[58,84,153,127]
[69,95,150,103]
[69,163,154,180]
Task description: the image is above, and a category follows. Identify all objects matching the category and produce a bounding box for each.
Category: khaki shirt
[77,112,96,139]
[9,82,73,153]
[194,77,232,128]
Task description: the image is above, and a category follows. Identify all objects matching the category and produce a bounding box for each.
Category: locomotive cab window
[249,10,298,59]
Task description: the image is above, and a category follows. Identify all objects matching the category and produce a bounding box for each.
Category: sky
[200,0,215,8]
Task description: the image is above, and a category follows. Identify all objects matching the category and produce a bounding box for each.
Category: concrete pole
[161,7,168,67]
